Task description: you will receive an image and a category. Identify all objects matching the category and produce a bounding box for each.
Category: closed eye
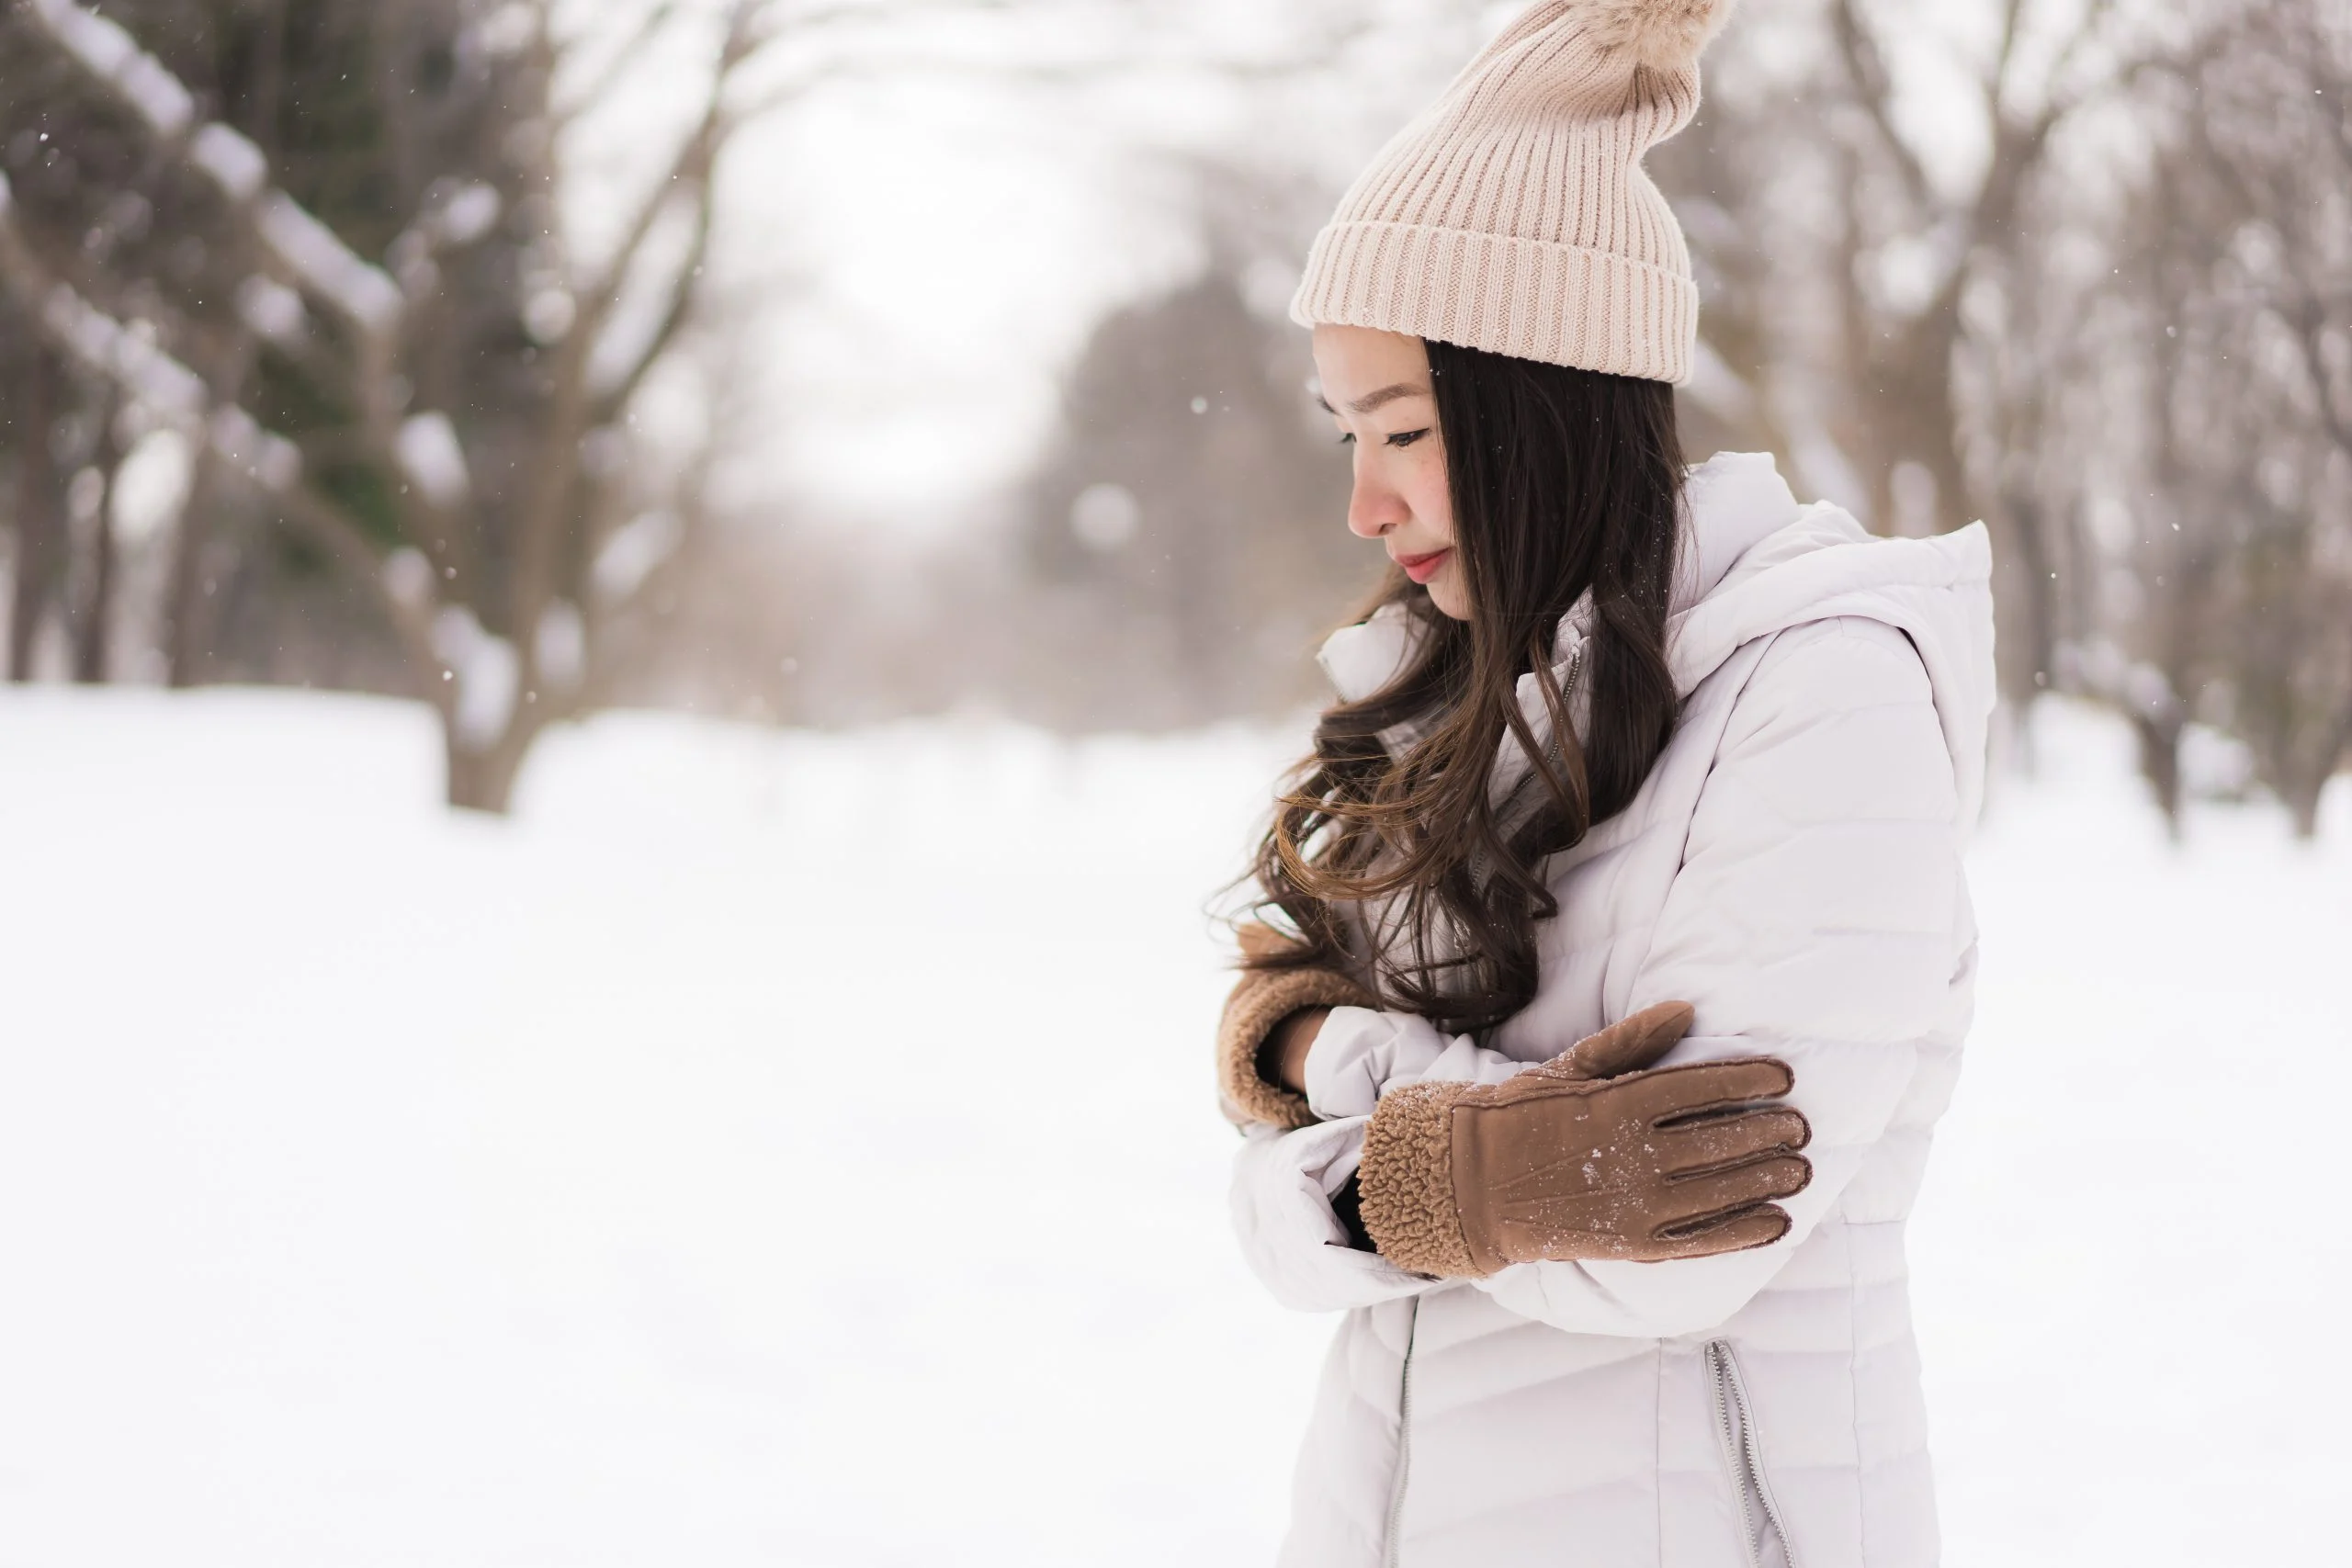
[1386,428,1430,448]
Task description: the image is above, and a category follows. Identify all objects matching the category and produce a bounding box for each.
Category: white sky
[559,0,2036,531]
[559,0,1508,527]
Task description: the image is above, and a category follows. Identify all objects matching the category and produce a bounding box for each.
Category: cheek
[1406,449,1455,543]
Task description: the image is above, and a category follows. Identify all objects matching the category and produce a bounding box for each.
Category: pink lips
[1395,547,1452,584]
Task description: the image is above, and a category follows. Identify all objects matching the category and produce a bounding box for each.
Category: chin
[1427,577,1472,621]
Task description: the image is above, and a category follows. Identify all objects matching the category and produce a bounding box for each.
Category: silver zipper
[1557,643,1587,705]
[1382,1298,1420,1568]
[1705,1339,1802,1568]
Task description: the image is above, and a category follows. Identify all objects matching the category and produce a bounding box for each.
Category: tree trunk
[163,446,220,689]
[2284,706,2352,841]
[2131,712,2185,842]
[8,345,62,682]
[73,398,122,683]
[166,344,259,690]
[72,495,116,682]
[2003,488,2058,708]
[2288,774,2324,841]
[442,723,537,816]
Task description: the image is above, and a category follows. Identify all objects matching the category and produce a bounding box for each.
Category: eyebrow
[1315,381,1433,416]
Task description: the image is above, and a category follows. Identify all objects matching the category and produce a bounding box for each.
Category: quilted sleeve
[1228,1118,1435,1312]
[1227,1007,1529,1311]
[1304,1005,1530,1121]
[1476,616,1969,1338]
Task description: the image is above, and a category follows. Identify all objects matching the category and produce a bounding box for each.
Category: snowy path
[0,688,2345,1565]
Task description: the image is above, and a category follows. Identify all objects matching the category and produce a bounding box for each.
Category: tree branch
[503,3,754,680]
[19,0,449,560]
[574,104,725,355]
[2041,0,2122,109]
[1989,0,2030,120]
[21,0,406,345]
[1830,0,1934,212]
[588,156,720,423]
[0,175,447,710]
[2284,299,2352,459]
[551,0,683,126]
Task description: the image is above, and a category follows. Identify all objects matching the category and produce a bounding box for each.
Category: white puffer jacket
[1232,452,1996,1568]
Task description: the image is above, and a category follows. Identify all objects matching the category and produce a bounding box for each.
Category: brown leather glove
[1216,924,1376,1130]
[1356,1002,1811,1276]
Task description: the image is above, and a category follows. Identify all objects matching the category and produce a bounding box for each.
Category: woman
[1215,5,1996,1566]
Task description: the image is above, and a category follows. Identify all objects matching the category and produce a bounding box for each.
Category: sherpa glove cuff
[1216,925,1376,1129]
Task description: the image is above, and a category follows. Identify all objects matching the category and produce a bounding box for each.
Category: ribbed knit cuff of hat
[1293,222,1700,383]
[1216,961,1376,1130]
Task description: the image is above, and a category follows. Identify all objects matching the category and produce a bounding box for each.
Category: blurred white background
[2,0,2348,1562]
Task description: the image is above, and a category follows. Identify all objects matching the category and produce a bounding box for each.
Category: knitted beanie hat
[1291,0,1732,384]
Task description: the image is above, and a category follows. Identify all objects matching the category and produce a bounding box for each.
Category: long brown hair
[1249,339,1685,1035]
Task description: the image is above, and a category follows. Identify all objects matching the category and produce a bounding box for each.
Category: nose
[1346,460,1407,539]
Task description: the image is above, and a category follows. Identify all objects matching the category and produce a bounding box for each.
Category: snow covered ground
[0,687,2345,1566]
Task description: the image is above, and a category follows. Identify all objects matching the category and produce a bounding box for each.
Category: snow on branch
[189,124,267,203]
[208,404,302,493]
[384,548,437,612]
[37,288,202,418]
[0,175,443,683]
[431,606,520,751]
[1,197,444,705]
[433,183,503,249]
[535,601,586,693]
[6,230,297,491]
[3,181,299,491]
[385,182,506,304]
[397,412,473,510]
[235,274,308,343]
[23,0,405,341]
[255,193,403,335]
[26,0,194,138]
[592,510,683,604]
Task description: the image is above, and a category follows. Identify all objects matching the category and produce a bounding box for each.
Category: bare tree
[5,336,61,678]
[1810,0,2174,713]
[0,0,865,809]
[2106,4,2352,836]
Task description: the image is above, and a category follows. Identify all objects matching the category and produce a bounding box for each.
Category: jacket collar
[1311,448,1996,833]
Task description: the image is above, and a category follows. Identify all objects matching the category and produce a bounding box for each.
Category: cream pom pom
[1579,0,1736,72]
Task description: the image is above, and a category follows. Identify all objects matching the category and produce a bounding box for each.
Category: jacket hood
[1315,451,1998,829]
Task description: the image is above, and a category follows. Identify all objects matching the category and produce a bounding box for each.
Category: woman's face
[1311,324,1467,619]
